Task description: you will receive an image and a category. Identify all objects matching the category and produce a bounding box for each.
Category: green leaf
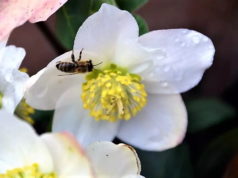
[187,98,235,133]
[137,144,194,178]
[32,110,54,134]
[56,0,92,49]
[134,14,149,35]
[197,129,238,178]
[91,0,117,13]
[116,0,148,11]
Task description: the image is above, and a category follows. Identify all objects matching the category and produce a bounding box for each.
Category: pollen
[82,64,147,122]
[15,99,35,124]
[0,163,57,178]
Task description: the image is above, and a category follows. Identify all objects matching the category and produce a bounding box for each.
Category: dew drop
[192,36,201,44]
[182,30,188,34]
[163,66,170,72]
[175,38,180,43]
[180,42,186,47]
[161,81,168,87]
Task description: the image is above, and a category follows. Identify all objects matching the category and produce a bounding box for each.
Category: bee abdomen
[56,62,77,73]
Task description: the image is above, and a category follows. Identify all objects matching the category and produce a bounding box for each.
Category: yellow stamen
[15,99,35,124]
[0,163,56,178]
[82,64,147,122]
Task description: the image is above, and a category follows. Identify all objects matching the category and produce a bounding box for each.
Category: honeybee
[56,49,101,74]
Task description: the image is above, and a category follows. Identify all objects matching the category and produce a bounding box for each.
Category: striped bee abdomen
[56,62,78,73]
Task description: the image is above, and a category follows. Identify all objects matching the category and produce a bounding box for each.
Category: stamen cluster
[82,64,147,122]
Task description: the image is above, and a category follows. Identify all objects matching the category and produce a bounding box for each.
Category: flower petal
[52,85,120,147]
[25,51,84,110]
[0,0,67,40]
[29,0,68,23]
[0,110,53,173]
[41,133,95,177]
[0,46,29,113]
[73,4,142,68]
[117,94,187,151]
[138,29,215,94]
[86,142,141,178]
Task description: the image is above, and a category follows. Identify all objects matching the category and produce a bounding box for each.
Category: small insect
[56,48,101,74]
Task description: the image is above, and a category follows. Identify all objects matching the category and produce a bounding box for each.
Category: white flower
[0,109,143,178]
[0,42,29,113]
[25,4,215,151]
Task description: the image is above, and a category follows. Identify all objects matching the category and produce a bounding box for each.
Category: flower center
[0,163,57,178]
[15,99,35,124]
[82,64,147,122]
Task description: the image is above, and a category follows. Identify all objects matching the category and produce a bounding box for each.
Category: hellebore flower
[0,0,68,40]
[25,4,215,151]
[0,42,29,113]
[0,109,143,178]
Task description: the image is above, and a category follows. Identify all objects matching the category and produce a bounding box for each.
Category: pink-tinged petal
[0,0,67,40]
[41,132,95,177]
[29,0,68,23]
[117,94,187,151]
[0,110,54,173]
[86,142,141,178]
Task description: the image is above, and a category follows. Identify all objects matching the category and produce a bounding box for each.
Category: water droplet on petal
[182,30,188,34]
[163,66,170,72]
[180,42,186,47]
[160,81,168,87]
[192,36,201,44]
[175,38,180,43]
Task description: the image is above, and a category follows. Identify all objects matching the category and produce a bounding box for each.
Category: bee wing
[58,73,80,76]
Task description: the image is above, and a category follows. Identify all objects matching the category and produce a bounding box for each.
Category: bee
[56,48,101,74]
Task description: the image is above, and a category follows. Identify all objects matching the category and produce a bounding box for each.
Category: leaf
[134,14,149,35]
[56,0,92,49]
[187,98,236,133]
[91,0,117,13]
[137,144,194,178]
[197,129,238,178]
[32,110,54,134]
[116,0,148,12]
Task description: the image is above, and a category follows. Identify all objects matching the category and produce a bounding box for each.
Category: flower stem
[36,22,66,55]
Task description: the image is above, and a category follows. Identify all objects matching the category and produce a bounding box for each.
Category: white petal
[73,4,142,68]
[52,86,120,147]
[86,142,141,178]
[25,51,84,110]
[41,133,95,177]
[117,94,187,151]
[0,110,53,173]
[0,45,29,113]
[138,29,215,94]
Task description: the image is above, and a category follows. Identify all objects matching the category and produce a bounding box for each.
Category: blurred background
[8,0,238,178]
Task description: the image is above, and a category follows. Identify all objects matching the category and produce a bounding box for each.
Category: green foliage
[56,0,92,49]
[116,0,148,11]
[196,129,238,178]
[32,110,54,134]
[137,144,194,178]
[187,98,235,133]
[134,14,149,35]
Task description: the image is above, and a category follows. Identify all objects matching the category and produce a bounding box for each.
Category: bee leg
[78,48,84,61]
[71,51,77,64]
